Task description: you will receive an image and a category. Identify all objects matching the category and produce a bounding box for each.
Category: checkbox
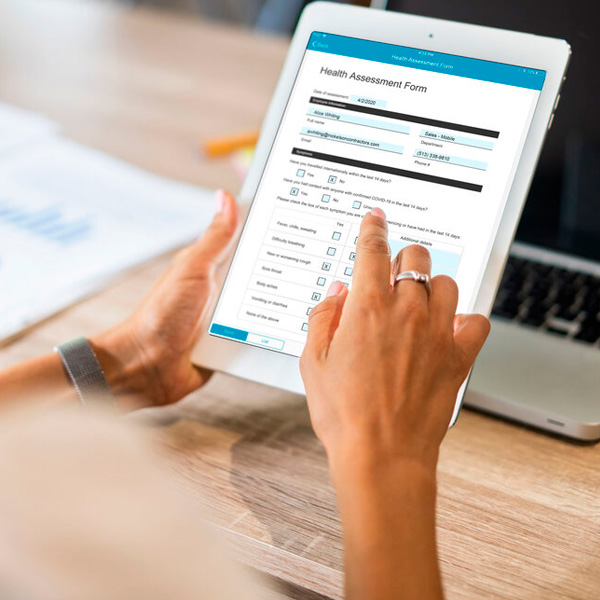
[312,292,321,301]
[327,247,336,256]
[290,187,299,196]
[332,231,341,241]
[301,322,309,332]
[354,236,358,244]
[306,307,312,315]
[349,251,356,260]
[322,262,331,271]
[352,200,362,209]
[317,277,326,286]
[344,267,354,276]
[297,169,305,177]
[322,194,330,203]
[328,175,337,184]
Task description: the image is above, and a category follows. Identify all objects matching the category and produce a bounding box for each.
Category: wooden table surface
[1,2,598,598]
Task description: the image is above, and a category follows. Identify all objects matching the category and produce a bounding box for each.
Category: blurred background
[123,0,372,32]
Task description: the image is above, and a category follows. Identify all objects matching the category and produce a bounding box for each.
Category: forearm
[330,449,443,600]
[0,333,144,411]
[0,352,78,408]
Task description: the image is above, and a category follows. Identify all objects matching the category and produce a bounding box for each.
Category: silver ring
[394,270,431,296]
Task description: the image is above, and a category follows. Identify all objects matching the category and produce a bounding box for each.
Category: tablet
[193,2,569,420]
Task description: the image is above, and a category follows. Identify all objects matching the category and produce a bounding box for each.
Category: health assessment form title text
[320,66,428,93]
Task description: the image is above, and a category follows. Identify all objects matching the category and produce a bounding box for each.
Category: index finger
[352,208,391,297]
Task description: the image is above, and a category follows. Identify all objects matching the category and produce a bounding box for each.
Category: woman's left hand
[90,190,238,411]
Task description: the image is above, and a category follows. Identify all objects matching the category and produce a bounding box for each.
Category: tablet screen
[210,32,546,356]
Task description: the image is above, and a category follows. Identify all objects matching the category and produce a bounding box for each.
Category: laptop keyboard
[492,255,600,346]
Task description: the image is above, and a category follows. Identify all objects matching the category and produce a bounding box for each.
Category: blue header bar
[308,32,546,91]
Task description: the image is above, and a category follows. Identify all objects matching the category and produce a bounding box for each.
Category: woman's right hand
[299,207,489,600]
[300,207,489,472]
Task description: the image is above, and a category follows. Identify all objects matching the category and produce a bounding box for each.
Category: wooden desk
[0,2,598,598]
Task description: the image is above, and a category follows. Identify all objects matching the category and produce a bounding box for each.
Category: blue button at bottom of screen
[210,323,249,341]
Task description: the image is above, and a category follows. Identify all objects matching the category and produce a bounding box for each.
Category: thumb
[303,281,348,361]
[453,313,491,366]
[176,190,239,276]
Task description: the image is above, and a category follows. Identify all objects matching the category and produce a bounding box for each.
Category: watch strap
[54,337,115,406]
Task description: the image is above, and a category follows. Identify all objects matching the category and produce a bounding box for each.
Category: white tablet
[193,2,569,420]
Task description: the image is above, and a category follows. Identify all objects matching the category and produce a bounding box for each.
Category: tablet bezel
[193,1,570,417]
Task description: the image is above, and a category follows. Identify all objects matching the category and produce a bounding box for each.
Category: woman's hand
[299,208,490,600]
[90,190,238,411]
[300,207,489,471]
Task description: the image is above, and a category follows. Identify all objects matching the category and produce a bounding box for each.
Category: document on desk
[0,110,215,342]
[0,101,58,156]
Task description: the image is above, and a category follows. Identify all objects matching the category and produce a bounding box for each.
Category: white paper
[0,137,215,341]
[0,102,58,156]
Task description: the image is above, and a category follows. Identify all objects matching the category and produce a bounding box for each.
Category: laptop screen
[388,0,600,263]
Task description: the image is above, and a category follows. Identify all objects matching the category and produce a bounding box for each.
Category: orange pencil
[201,130,260,158]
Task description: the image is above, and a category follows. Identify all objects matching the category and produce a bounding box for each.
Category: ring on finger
[394,270,431,296]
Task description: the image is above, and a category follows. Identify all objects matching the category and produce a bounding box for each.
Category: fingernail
[371,207,386,219]
[326,281,345,297]
[215,189,227,214]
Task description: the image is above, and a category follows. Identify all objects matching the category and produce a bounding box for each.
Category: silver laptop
[468,240,600,441]
[385,0,600,441]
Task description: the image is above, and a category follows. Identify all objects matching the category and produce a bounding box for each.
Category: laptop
[386,0,600,441]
